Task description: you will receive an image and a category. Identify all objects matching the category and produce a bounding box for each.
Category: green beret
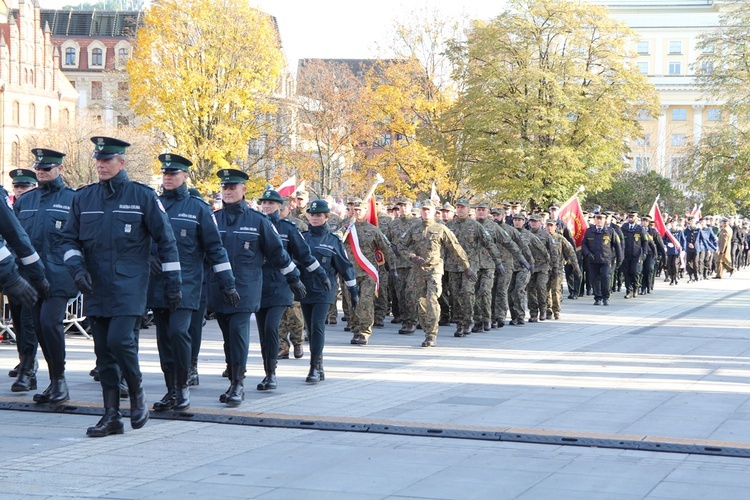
[307,199,330,214]
[259,189,284,203]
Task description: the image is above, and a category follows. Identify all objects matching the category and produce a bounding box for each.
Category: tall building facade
[0,0,77,185]
[600,0,731,179]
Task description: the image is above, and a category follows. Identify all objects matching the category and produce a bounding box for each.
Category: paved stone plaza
[2,273,750,498]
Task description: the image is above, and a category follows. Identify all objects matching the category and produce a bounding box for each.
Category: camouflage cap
[475,202,489,209]
[512,213,526,220]
[490,207,503,215]
[396,197,413,205]
[421,199,437,209]
[441,202,455,211]
[455,197,470,207]
[528,214,542,222]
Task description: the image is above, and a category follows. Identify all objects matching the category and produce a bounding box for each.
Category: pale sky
[37,0,508,72]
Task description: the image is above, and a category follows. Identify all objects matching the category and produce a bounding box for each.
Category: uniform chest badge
[55,221,62,229]
[244,241,250,249]
[603,235,610,245]
[181,229,187,237]
[634,234,640,241]
[125,224,132,233]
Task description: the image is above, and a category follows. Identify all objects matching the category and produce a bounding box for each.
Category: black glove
[389,268,399,280]
[318,273,332,291]
[32,277,51,300]
[149,255,162,276]
[586,253,596,262]
[519,257,532,272]
[290,279,307,299]
[410,255,426,266]
[464,267,478,282]
[74,269,93,295]
[495,262,505,275]
[390,243,401,258]
[166,287,182,312]
[221,286,241,307]
[348,285,360,310]
[4,275,38,308]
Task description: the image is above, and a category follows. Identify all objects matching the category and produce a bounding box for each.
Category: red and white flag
[649,197,681,251]
[558,195,587,249]
[277,176,296,197]
[346,222,379,294]
[691,203,702,220]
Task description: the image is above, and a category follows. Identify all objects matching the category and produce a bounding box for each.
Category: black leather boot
[173,371,190,411]
[153,372,175,412]
[125,376,149,429]
[48,377,70,404]
[187,359,199,386]
[33,381,53,403]
[256,358,277,391]
[225,365,244,407]
[87,389,124,437]
[119,377,129,399]
[219,364,233,403]
[306,355,324,384]
[11,355,37,392]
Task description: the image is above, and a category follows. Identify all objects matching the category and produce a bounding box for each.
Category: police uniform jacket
[61,169,181,317]
[682,226,705,253]
[664,231,685,256]
[261,211,326,309]
[13,176,77,297]
[147,183,234,310]
[620,222,647,260]
[297,222,356,305]
[648,226,667,260]
[208,199,299,314]
[700,227,718,251]
[581,225,623,265]
[0,185,46,287]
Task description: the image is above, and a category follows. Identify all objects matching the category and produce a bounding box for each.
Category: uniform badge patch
[244,241,250,249]
[55,221,62,229]
[125,224,132,233]
[181,229,187,237]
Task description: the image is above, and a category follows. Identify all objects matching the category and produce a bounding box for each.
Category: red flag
[277,176,296,197]
[558,196,587,249]
[649,199,681,250]
[367,196,378,227]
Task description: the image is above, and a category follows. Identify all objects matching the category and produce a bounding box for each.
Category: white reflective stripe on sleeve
[64,249,83,261]
[0,245,11,261]
[161,262,181,272]
[213,262,232,273]
[345,280,357,287]
[20,252,40,265]
[306,260,320,272]
[279,262,296,275]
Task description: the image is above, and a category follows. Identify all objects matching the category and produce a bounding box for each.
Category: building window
[707,108,722,121]
[28,103,35,128]
[668,62,681,75]
[12,101,19,125]
[63,109,70,125]
[636,134,651,147]
[69,81,76,89]
[634,156,651,172]
[118,48,129,66]
[92,48,103,67]
[636,62,648,75]
[672,108,687,121]
[91,81,102,100]
[118,81,129,99]
[668,41,682,55]
[65,47,76,65]
[702,42,715,54]
[671,134,686,147]
[670,156,687,178]
[636,41,649,55]
[700,61,714,75]
[117,115,129,128]
[11,141,19,168]
[636,109,651,121]
[45,106,52,127]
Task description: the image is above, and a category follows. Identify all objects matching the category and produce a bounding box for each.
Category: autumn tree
[685,0,750,214]
[127,0,285,194]
[448,0,660,206]
[585,170,687,216]
[293,58,374,197]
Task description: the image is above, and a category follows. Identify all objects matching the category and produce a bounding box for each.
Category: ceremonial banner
[277,176,296,197]
[558,195,587,249]
[346,222,379,293]
[649,198,681,250]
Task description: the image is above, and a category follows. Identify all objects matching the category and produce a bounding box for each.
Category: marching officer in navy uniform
[3,169,49,393]
[208,169,305,407]
[620,211,647,299]
[62,136,182,437]
[581,213,623,306]
[298,200,358,382]
[13,149,78,404]
[255,188,329,391]
[148,154,239,412]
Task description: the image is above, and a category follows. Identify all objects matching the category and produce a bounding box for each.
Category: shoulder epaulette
[132,181,155,191]
[188,195,211,206]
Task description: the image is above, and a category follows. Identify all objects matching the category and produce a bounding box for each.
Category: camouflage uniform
[474,217,524,330]
[398,208,471,346]
[510,223,545,324]
[373,212,393,325]
[346,220,396,344]
[385,213,418,327]
[493,220,532,326]
[527,224,558,321]
[547,230,579,319]
[446,214,502,335]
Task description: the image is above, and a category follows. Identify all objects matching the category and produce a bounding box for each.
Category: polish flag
[346,222,379,294]
[277,176,296,197]
[649,198,681,251]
